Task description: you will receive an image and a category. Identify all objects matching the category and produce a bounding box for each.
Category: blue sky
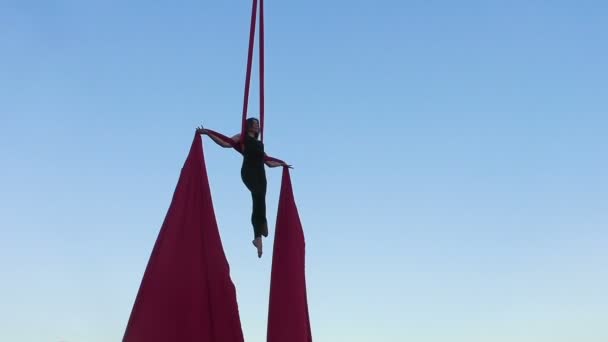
[1,0,607,341]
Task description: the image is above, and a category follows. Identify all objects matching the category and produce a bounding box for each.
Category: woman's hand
[196,125,207,134]
[267,161,293,168]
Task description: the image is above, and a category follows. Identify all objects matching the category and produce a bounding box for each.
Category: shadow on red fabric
[122,134,244,342]
[267,168,313,342]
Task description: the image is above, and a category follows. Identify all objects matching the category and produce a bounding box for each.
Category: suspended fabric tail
[122,134,244,342]
[267,168,313,342]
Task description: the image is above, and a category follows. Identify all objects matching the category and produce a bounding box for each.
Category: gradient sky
[1,1,607,341]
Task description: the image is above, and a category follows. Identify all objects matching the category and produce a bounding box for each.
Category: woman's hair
[246,117,259,128]
[246,117,260,138]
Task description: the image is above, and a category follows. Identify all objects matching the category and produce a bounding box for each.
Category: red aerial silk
[122,134,244,342]
[124,1,312,339]
[241,0,265,142]
[267,168,313,342]
[191,129,312,341]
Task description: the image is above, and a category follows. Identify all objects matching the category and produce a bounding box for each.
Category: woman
[197,118,291,258]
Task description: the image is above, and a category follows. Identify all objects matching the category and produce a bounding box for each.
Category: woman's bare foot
[252,237,263,258]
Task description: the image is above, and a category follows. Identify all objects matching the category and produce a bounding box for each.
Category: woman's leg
[242,169,267,257]
[250,187,267,237]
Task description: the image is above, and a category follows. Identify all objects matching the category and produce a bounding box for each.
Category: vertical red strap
[242,0,266,142]
[259,0,265,142]
[241,0,258,141]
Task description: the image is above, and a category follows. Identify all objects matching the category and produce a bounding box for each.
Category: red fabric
[241,0,265,142]
[123,134,244,342]
[241,0,258,141]
[258,0,265,142]
[267,168,312,342]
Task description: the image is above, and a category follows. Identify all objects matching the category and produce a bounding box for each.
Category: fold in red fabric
[122,134,244,342]
[267,168,312,342]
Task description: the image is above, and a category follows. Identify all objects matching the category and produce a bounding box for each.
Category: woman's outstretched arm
[264,153,293,168]
[197,126,240,149]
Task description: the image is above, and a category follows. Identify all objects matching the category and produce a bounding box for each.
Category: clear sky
[1,0,607,341]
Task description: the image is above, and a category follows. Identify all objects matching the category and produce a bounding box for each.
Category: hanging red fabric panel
[267,168,313,342]
[122,134,244,342]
